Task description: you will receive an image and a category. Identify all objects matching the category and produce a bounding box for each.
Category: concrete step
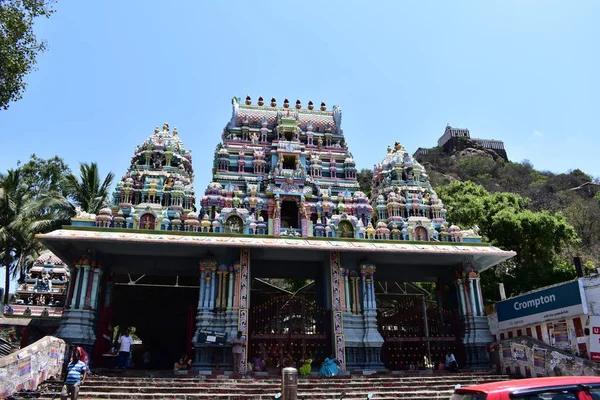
[17,373,510,400]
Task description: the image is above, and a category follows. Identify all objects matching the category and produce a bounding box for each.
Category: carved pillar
[208,267,216,309]
[65,265,79,309]
[89,267,103,310]
[227,267,234,309]
[193,258,218,370]
[78,265,91,310]
[237,248,251,374]
[344,271,351,314]
[359,263,384,370]
[55,254,103,349]
[339,267,347,312]
[329,251,346,371]
[455,267,493,368]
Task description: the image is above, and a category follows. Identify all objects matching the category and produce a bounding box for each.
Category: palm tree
[0,170,71,304]
[63,162,114,214]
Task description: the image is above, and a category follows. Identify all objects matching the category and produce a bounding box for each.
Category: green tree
[63,162,115,214]
[17,154,73,198]
[0,0,56,109]
[357,168,373,197]
[0,169,71,304]
[437,180,578,301]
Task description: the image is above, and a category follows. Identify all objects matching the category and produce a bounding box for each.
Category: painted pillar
[329,251,345,371]
[344,272,351,313]
[361,275,367,311]
[237,247,251,374]
[198,268,206,309]
[84,262,96,309]
[208,267,217,309]
[66,266,79,309]
[89,268,103,310]
[469,279,477,317]
[369,276,376,310]
[456,279,467,317]
[227,267,234,309]
[338,267,347,312]
[78,265,91,310]
[475,278,484,316]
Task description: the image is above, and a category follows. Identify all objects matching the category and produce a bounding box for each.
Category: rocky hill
[414,143,600,271]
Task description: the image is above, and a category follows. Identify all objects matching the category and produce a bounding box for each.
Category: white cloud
[533,130,544,137]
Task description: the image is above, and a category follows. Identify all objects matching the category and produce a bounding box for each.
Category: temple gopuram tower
[111,122,196,229]
[201,96,370,238]
[39,97,516,372]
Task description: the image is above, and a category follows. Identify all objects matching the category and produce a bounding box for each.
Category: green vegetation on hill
[419,148,600,301]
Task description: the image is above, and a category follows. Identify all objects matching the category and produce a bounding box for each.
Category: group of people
[230,331,342,378]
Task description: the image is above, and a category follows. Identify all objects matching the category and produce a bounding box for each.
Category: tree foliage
[437,180,578,301]
[63,162,115,214]
[17,153,72,198]
[0,168,71,303]
[357,168,373,197]
[0,0,56,109]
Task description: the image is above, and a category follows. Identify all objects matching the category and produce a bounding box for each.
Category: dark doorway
[281,200,299,229]
[110,275,198,369]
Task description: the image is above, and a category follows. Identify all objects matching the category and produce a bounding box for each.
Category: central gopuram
[38,96,515,372]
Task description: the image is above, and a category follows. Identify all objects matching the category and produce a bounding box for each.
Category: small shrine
[8,252,70,318]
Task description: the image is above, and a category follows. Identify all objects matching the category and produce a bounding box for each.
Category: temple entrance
[281,200,299,230]
[377,293,460,370]
[248,279,330,370]
[109,274,198,369]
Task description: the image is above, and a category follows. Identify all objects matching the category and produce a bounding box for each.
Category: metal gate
[249,295,330,367]
[378,295,461,370]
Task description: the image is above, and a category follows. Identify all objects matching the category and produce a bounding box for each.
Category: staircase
[11,372,509,400]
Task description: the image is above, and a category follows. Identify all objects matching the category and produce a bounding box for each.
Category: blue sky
[1,0,599,292]
[2,0,599,186]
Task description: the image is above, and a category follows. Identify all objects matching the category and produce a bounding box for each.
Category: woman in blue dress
[319,353,340,377]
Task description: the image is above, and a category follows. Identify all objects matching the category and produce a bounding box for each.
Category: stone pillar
[455,274,493,368]
[55,255,103,349]
[360,264,384,370]
[343,271,351,313]
[193,259,217,370]
[90,268,103,310]
[329,251,346,371]
[78,265,90,310]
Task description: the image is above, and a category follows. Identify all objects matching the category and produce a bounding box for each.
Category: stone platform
[11,371,509,400]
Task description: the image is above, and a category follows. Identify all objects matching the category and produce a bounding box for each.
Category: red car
[451,376,600,400]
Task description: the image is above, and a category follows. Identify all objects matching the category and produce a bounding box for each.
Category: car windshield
[450,394,487,400]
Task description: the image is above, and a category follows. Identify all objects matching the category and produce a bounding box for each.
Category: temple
[37,96,515,372]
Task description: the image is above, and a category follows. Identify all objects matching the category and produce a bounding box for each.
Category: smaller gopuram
[108,122,196,230]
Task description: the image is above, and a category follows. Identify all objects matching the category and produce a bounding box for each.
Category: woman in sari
[299,354,313,377]
[319,353,339,377]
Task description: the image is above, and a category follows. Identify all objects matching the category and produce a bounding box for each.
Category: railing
[0,335,66,398]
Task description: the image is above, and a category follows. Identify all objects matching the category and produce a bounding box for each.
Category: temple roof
[37,227,515,274]
[229,96,342,134]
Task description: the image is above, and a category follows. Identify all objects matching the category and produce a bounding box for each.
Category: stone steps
[15,373,510,400]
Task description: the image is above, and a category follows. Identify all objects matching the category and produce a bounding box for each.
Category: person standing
[61,348,87,400]
[446,352,458,372]
[231,330,245,376]
[117,328,133,369]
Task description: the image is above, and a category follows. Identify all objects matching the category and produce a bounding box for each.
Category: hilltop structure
[38,97,515,372]
[414,125,508,161]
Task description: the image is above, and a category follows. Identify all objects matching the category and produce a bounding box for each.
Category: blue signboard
[497,280,587,330]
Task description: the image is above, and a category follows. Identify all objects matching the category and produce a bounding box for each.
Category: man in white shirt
[117,329,133,369]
